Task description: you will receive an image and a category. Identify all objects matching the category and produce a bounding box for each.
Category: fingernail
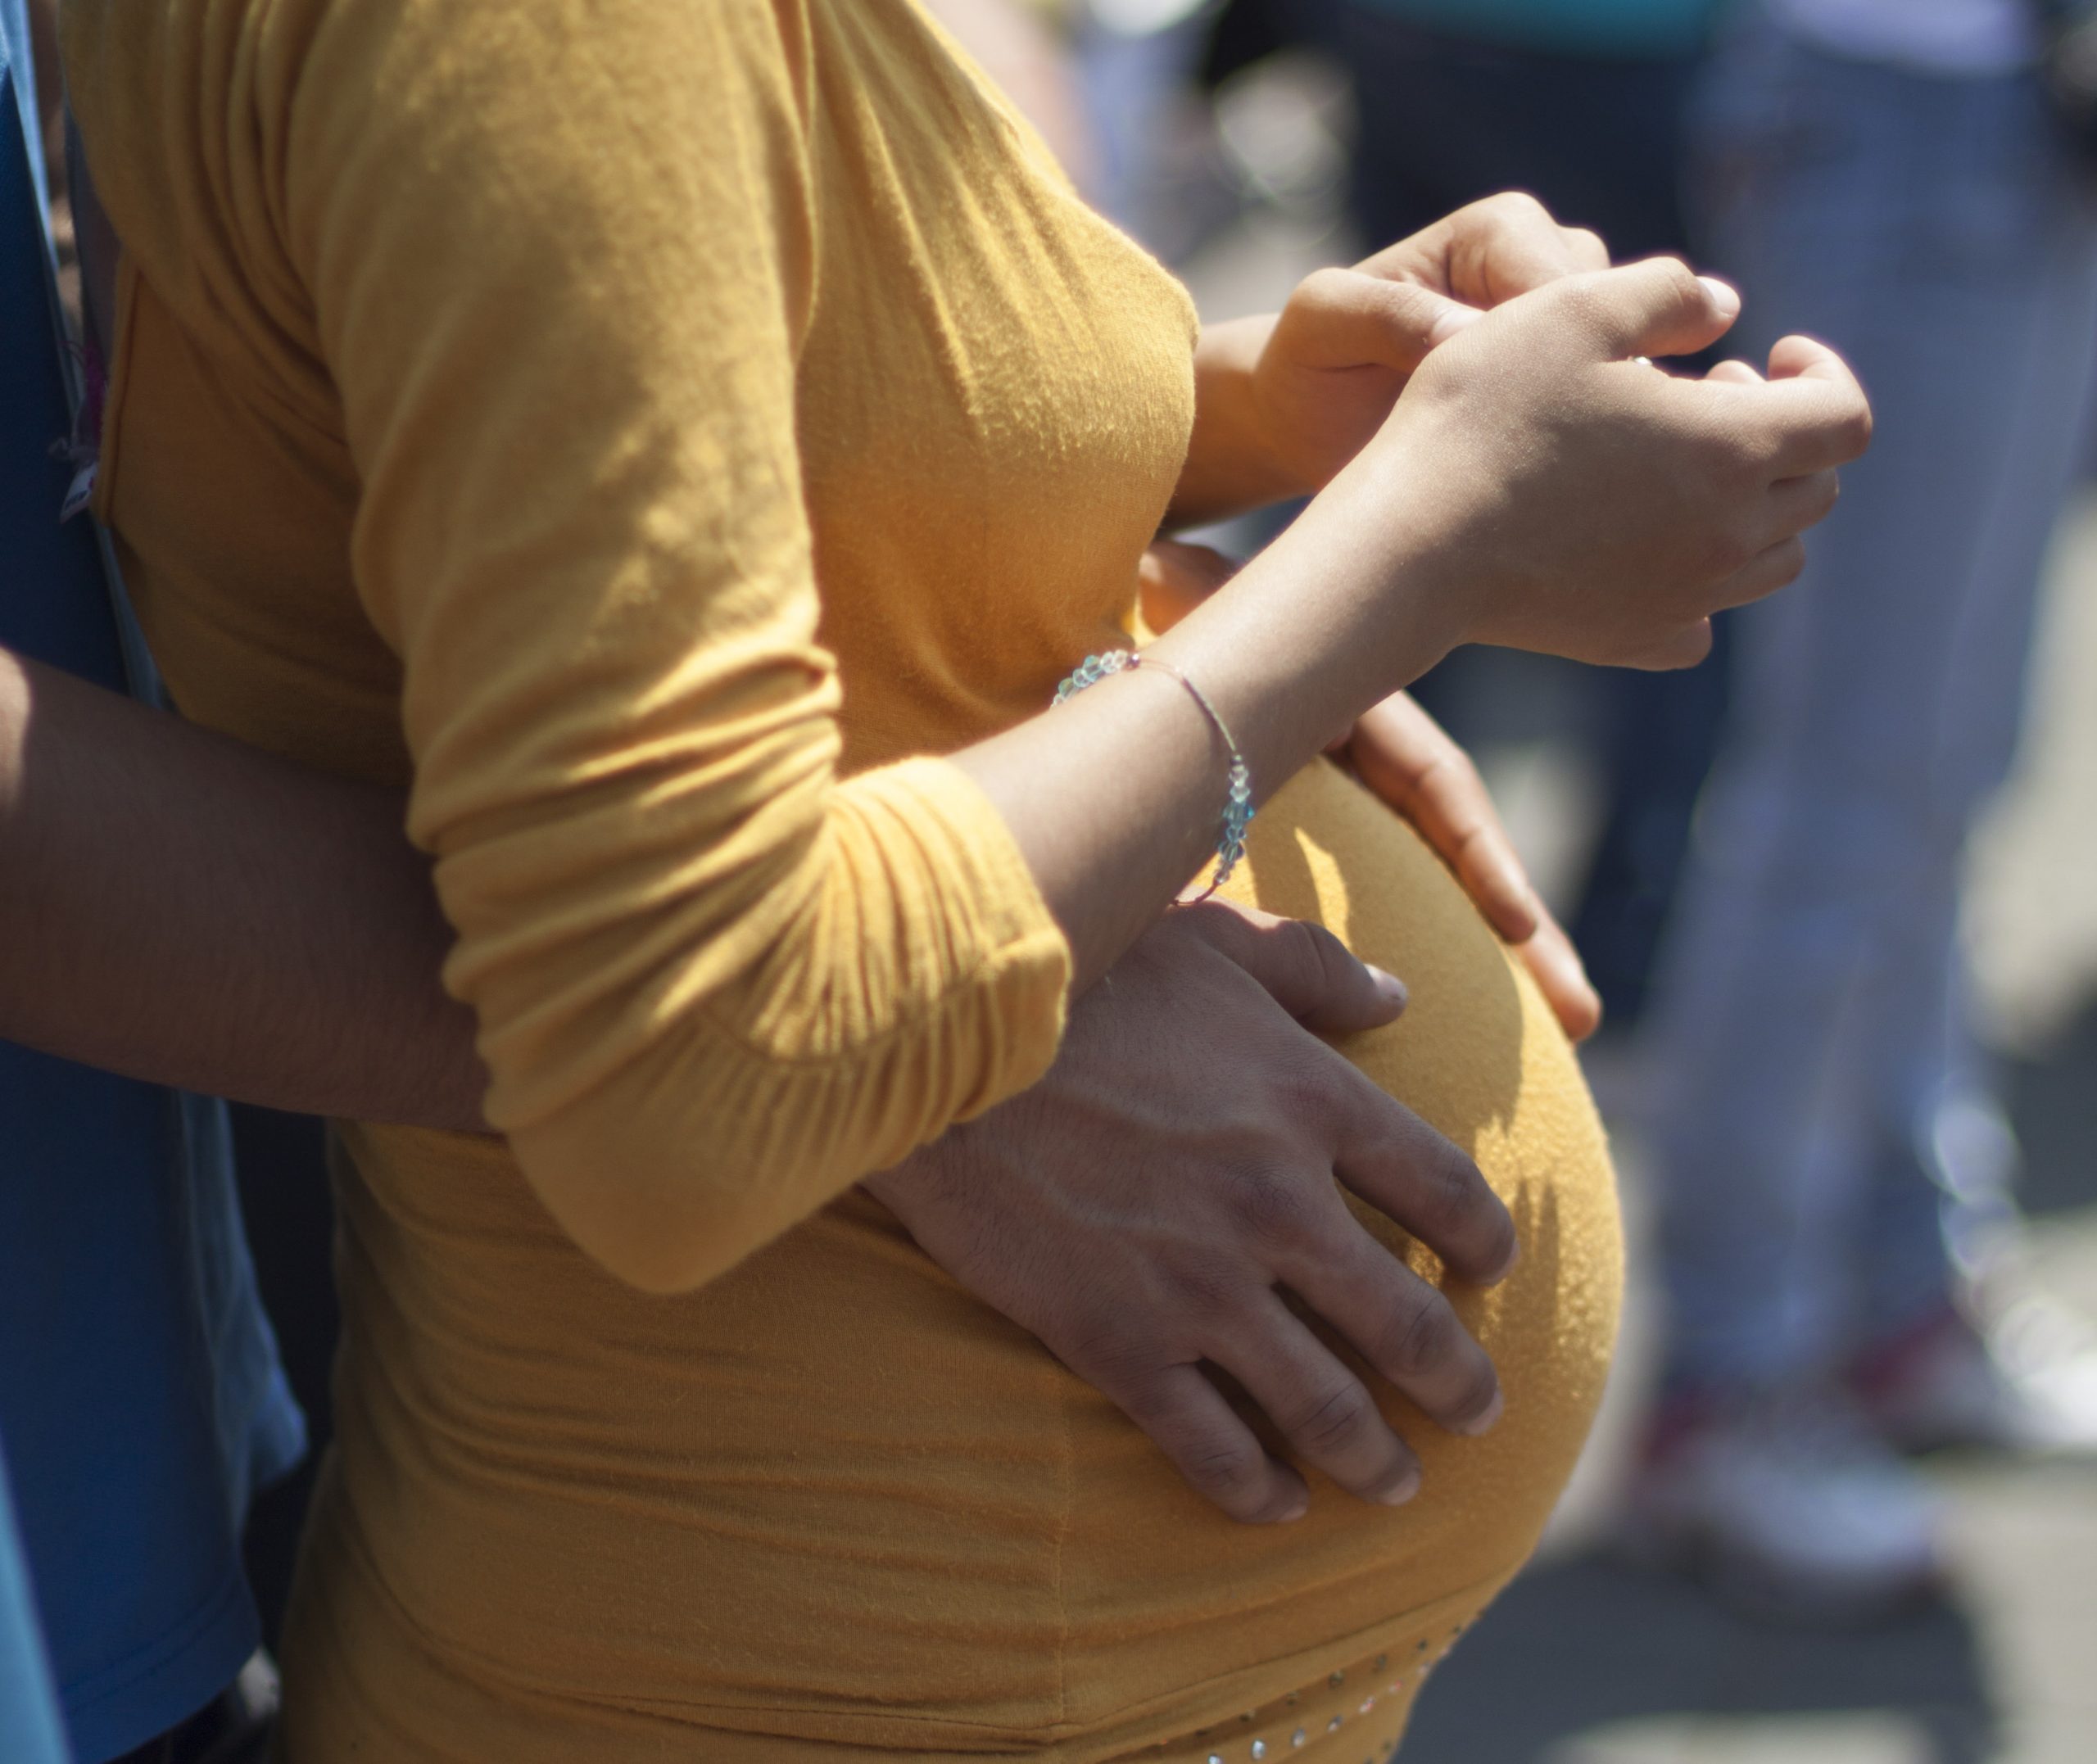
[1379,1467,1422,1507]
[1698,275,1741,319]
[1459,1389,1505,1437]
[1368,966,1409,1010]
[1279,1492,1310,1522]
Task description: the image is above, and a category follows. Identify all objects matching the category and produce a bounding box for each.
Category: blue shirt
[0,1439,66,1764]
[0,10,305,1759]
[1342,0,1725,58]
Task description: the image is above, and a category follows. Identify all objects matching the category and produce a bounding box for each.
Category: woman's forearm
[952,440,1462,989]
[0,647,487,1132]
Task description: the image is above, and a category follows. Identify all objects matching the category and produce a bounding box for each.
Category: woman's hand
[1139,541,1601,1040]
[1341,694,1601,1041]
[1254,192,1613,495]
[1174,192,1610,525]
[960,263,1868,999]
[1315,263,1869,672]
[866,900,1516,1524]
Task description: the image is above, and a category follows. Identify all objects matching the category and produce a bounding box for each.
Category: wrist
[1289,436,1476,674]
[1173,316,1310,527]
[1146,466,1464,794]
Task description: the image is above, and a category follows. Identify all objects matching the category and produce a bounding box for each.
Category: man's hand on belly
[863,902,1517,1524]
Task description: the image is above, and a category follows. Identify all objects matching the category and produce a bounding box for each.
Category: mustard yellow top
[66,2,1623,1759]
[63,0,1198,1295]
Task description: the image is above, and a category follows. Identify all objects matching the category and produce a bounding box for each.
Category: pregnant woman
[60,1,1867,1757]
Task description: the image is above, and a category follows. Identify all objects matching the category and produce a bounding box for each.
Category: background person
[1305,0,1731,1034]
[1628,0,2097,1615]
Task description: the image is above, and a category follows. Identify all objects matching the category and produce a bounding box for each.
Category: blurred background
[228,3,2097,1762]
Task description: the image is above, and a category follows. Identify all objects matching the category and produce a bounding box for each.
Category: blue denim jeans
[1647,7,2097,1391]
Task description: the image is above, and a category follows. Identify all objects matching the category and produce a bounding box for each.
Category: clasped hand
[876,190,1866,1524]
[875,546,1590,1524]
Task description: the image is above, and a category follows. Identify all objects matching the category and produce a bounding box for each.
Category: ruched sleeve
[283,0,1072,1291]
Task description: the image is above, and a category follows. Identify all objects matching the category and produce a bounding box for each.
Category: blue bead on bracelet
[1051,649,1253,904]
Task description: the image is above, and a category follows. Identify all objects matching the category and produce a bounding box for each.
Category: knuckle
[1651,255,1701,303]
[1273,915,1333,996]
[1388,1287,1461,1377]
[1842,406,1874,455]
[1297,264,1357,313]
[1272,1056,1343,1129]
[1067,1319,1171,1392]
[1768,536,1808,588]
[1447,1358,1502,1429]
[1289,1380,1376,1455]
[1186,1435,1269,1504]
[1171,898,1238,947]
[1485,188,1550,224]
[1650,622,1714,670]
[1158,1253,1243,1323]
[1420,1146,1492,1235]
[1296,919,1362,997]
[1225,1164,1317,1249]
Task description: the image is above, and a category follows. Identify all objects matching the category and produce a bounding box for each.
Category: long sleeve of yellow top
[244,0,1074,1291]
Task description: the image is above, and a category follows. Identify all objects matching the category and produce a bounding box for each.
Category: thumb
[1184,901,1410,1033]
[1555,257,1740,361]
[1287,265,1484,376]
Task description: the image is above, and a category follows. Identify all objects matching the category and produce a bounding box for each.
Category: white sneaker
[1620,1387,1945,1623]
[1855,1301,2097,1456]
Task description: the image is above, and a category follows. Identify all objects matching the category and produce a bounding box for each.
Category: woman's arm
[0,647,487,1129]
[70,0,1864,1296]
[1137,541,1601,1039]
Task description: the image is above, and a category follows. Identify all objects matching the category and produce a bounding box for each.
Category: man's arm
[0,645,489,1129]
[0,638,1516,1522]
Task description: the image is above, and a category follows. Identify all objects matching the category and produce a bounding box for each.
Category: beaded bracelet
[1051,649,1253,904]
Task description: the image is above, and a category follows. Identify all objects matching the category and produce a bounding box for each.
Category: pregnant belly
[297,762,1622,1762]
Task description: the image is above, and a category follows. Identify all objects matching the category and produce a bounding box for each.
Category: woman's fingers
[1766,331,1849,382]
[1709,535,1809,613]
[1705,357,1765,385]
[1345,694,1540,945]
[1758,337,1874,475]
[1362,191,1610,309]
[1282,1212,1504,1442]
[1283,265,1483,377]
[1766,468,1841,539]
[1515,911,1603,1042]
[1110,1362,1311,1524]
[1614,618,1716,672]
[1212,1298,1424,1506]
[1551,258,1741,362]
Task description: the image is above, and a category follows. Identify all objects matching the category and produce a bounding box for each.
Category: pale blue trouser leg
[1650,15,2097,1391]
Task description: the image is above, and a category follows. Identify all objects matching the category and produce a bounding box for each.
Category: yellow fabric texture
[70,0,1091,1297]
[64,0,1623,1758]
